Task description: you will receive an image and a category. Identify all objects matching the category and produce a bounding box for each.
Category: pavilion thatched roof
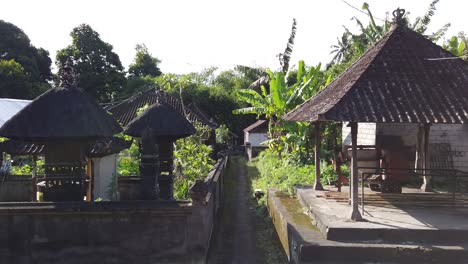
[284,21,468,124]
[124,102,196,139]
[0,87,122,141]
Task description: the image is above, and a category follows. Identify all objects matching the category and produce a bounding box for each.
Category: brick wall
[342,122,377,146]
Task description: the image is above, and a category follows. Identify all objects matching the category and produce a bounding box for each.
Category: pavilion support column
[32,155,37,201]
[349,122,362,221]
[418,124,432,192]
[313,122,324,190]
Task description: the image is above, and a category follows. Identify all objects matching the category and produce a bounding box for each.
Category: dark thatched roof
[124,102,196,139]
[284,23,468,124]
[243,120,268,133]
[0,87,122,141]
[1,137,131,158]
[107,88,218,129]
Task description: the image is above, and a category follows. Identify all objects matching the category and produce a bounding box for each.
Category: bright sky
[2,0,466,74]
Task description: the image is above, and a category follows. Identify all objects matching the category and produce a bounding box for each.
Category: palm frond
[429,23,451,42]
[278,18,297,74]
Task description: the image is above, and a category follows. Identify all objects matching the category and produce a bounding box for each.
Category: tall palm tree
[330,32,352,64]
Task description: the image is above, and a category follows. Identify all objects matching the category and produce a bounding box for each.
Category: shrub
[252,149,315,196]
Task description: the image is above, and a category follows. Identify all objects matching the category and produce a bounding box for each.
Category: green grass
[245,159,288,264]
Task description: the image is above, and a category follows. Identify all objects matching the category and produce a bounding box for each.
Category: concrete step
[296,187,468,244]
[267,189,468,264]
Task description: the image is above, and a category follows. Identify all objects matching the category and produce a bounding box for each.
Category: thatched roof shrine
[284,14,468,124]
[124,102,196,139]
[0,74,122,141]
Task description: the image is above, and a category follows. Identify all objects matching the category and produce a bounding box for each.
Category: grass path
[209,156,286,264]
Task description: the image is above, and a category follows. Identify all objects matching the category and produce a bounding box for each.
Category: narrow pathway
[209,156,258,263]
[231,158,257,263]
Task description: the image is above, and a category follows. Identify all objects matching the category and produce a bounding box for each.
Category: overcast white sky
[2,0,466,74]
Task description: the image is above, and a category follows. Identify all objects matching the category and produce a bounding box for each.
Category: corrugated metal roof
[284,23,468,124]
[0,98,31,127]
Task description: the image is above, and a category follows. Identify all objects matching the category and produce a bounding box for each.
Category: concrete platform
[267,188,468,263]
[295,186,468,243]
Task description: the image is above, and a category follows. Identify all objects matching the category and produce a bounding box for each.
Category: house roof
[1,137,131,158]
[0,66,122,141]
[124,102,196,139]
[243,120,268,133]
[0,99,31,127]
[107,88,218,129]
[284,21,468,124]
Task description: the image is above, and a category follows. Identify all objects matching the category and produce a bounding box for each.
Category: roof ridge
[284,26,397,122]
[322,26,399,120]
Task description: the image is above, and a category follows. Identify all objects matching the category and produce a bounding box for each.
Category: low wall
[0,155,229,264]
[0,175,32,201]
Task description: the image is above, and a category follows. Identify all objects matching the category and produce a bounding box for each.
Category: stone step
[267,189,468,264]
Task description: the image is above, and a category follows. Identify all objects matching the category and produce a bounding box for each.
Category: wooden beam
[350,122,363,221]
[314,122,324,190]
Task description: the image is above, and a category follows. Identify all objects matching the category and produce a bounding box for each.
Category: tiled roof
[284,23,468,124]
[107,89,218,129]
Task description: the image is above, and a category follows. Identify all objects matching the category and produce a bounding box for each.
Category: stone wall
[0,155,229,264]
[0,176,32,201]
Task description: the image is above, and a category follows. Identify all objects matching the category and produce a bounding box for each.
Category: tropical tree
[56,24,126,102]
[328,1,449,72]
[330,32,352,64]
[0,20,52,98]
[128,44,162,78]
[233,61,330,152]
[407,0,450,41]
[0,59,32,98]
[443,33,467,58]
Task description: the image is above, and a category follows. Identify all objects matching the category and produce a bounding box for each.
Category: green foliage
[234,60,330,154]
[443,33,467,58]
[329,1,449,68]
[128,44,162,78]
[0,20,52,98]
[157,67,258,137]
[0,59,32,98]
[10,158,45,175]
[320,161,349,185]
[117,139,140,176]
[56,24,126,102]
[173,123,215,199]
[215,124,230,145]
[251,149,315,196]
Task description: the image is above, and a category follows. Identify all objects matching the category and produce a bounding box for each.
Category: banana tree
[233,61,330,151]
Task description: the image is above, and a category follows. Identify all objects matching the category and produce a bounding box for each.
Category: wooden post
[350,122,362,221]
[314,122,324,190]
[86,159,93,201]
[419,124,432,192]
[32,155,37,201]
